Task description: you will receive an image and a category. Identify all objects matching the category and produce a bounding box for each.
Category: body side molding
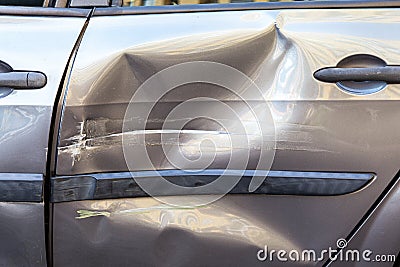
[0,173,43,202]
[51,170,374,202]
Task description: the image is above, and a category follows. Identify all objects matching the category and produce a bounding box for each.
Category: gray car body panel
[0,14,86,173]
[331,179,400,267]
[0,202,46,266]
[0,13,86,266]
[54,6,400,267]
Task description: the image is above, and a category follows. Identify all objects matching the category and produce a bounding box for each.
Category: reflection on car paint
[53,8,400,267]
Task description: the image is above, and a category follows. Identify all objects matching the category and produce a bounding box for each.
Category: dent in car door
[0,7,88,266]
[53,4,400,267]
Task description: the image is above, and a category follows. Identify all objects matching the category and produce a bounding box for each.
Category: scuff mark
[67,121,86,167]
[76,204,202,219]
[366,108,380,122]
[76,210,110,219]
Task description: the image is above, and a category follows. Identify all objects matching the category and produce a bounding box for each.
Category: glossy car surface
[0,0,399,266]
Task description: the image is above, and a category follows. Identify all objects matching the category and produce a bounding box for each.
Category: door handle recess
[0,71,47,89]
[314,66,400,84]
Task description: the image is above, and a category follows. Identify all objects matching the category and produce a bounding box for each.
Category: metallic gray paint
[0,14,86,266]
[330,180,400,267]
[53,191,393,267]
[0,203,46,266]
[54,8,400,267]
[0,16,86,173]
[58,9,400,174]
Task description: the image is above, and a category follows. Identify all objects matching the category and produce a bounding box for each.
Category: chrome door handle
[0,71,47,89]
[0,60,47,90]
[314,66,400,84]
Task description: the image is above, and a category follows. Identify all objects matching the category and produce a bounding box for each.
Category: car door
[0,4,88,266]
[51,1,400,266]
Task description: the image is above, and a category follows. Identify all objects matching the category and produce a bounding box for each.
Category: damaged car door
[51,1,400,266]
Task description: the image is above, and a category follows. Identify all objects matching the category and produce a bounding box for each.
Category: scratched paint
[53,8,400,267]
